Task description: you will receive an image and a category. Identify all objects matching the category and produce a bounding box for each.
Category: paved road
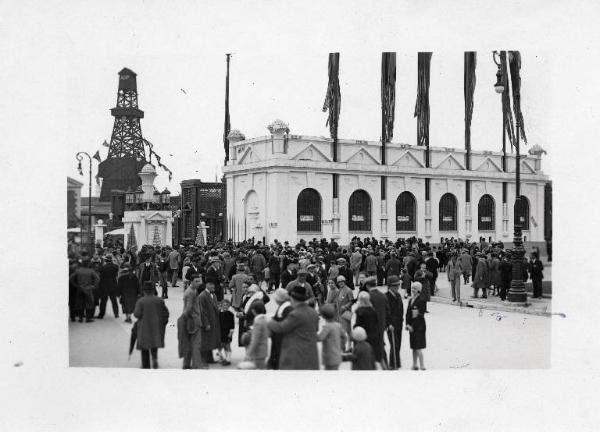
[69,283,551,370]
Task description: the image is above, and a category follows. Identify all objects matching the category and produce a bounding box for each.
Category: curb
[428,295,553,317]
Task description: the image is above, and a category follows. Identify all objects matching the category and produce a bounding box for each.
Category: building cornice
[222,159,549,183]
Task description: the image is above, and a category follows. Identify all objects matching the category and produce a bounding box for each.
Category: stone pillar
[465,202,472,235]
[332,197,341,239]
[165,216,173,247]
[502,203,509,237]
[139,214,147,249]
[268,119,290,154]
[380,200,388,240]
[94,219,107,247]
[227,129,245,163]
[424,200,432,237]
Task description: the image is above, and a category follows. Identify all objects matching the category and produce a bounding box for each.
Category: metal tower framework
[98,68,148,201]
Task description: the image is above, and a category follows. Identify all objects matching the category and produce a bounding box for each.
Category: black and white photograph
[2,1,599,430]
[67,50,553,372]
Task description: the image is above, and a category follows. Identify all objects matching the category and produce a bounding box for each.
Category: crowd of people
[68,235,545,370]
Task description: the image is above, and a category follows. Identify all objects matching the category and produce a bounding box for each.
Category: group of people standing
[68,234,545,370]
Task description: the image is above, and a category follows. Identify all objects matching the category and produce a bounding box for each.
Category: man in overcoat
[69,258,100,322]
[199,281,221,365]
[472,253,490,299]
[529,252,545,298]
[97,254,120,319]
[385,275,404,369]
[133,281,170,369]
[459,249,473,284]
[366,277,389,365]
[179,274,204,369]
[267,284,319,370]
[138,254,160,296]
[205,257,224,301]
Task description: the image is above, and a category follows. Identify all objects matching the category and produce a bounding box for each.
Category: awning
[105,228,125,236]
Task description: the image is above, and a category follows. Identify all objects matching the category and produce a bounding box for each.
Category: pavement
[69,279,552,370]
[427,266,553,316]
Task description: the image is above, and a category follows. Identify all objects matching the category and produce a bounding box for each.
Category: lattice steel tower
[98,68,148,201]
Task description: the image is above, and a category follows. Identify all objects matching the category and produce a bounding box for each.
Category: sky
[52,3,553,197]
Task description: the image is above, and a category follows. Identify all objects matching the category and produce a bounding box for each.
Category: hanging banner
[414,52,432,147]
[464,52,477,156]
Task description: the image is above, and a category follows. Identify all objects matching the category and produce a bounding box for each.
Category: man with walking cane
[385,275,404,369]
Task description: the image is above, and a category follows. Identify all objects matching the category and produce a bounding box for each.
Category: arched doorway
[514,195,530,230]
[478,194,495,231]
[297,188,322,232]
[348,190,372,232]
[439,193,458,232]
[396,191,417,232]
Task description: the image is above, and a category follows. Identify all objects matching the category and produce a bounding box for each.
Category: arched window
[297,188,322,232]
[514,195,530,230]
[348,190,371,232]
[478,194,495,231]
[439,193,458,231]
[396,191,417,232]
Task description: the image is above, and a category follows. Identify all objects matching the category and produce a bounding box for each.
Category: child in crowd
[343,327,375,370]
[217,299,235,366]
[244,301,270,369]
[317,304,347,370]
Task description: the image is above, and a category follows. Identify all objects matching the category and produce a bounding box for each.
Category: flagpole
[224,53,231,165]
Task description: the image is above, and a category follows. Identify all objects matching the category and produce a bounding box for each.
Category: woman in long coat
[238,283,267,346]
[406,282,427,370]
[353,291,380,362]
[118,264,140,322]
[413,263,432,313]
[488,253,501,295]
[335,276,354,351]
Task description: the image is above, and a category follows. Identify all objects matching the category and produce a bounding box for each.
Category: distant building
[67,177,83,228]
[223,120,550,248]
[177,180,226,245]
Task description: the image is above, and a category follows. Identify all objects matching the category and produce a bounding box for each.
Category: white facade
[122,163,174,251]
[123,210,174,251]
[222,121,549,246]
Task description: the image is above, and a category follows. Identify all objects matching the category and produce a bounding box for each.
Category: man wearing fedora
[97,254,120,319]
[284,268,315,306]
[267,284,319,370]
[386,275,404,369]
[134,281,170,369]
[205,256,224,301]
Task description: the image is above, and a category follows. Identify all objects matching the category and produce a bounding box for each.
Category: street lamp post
[76,152,94,254]
[493,51,527,304]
